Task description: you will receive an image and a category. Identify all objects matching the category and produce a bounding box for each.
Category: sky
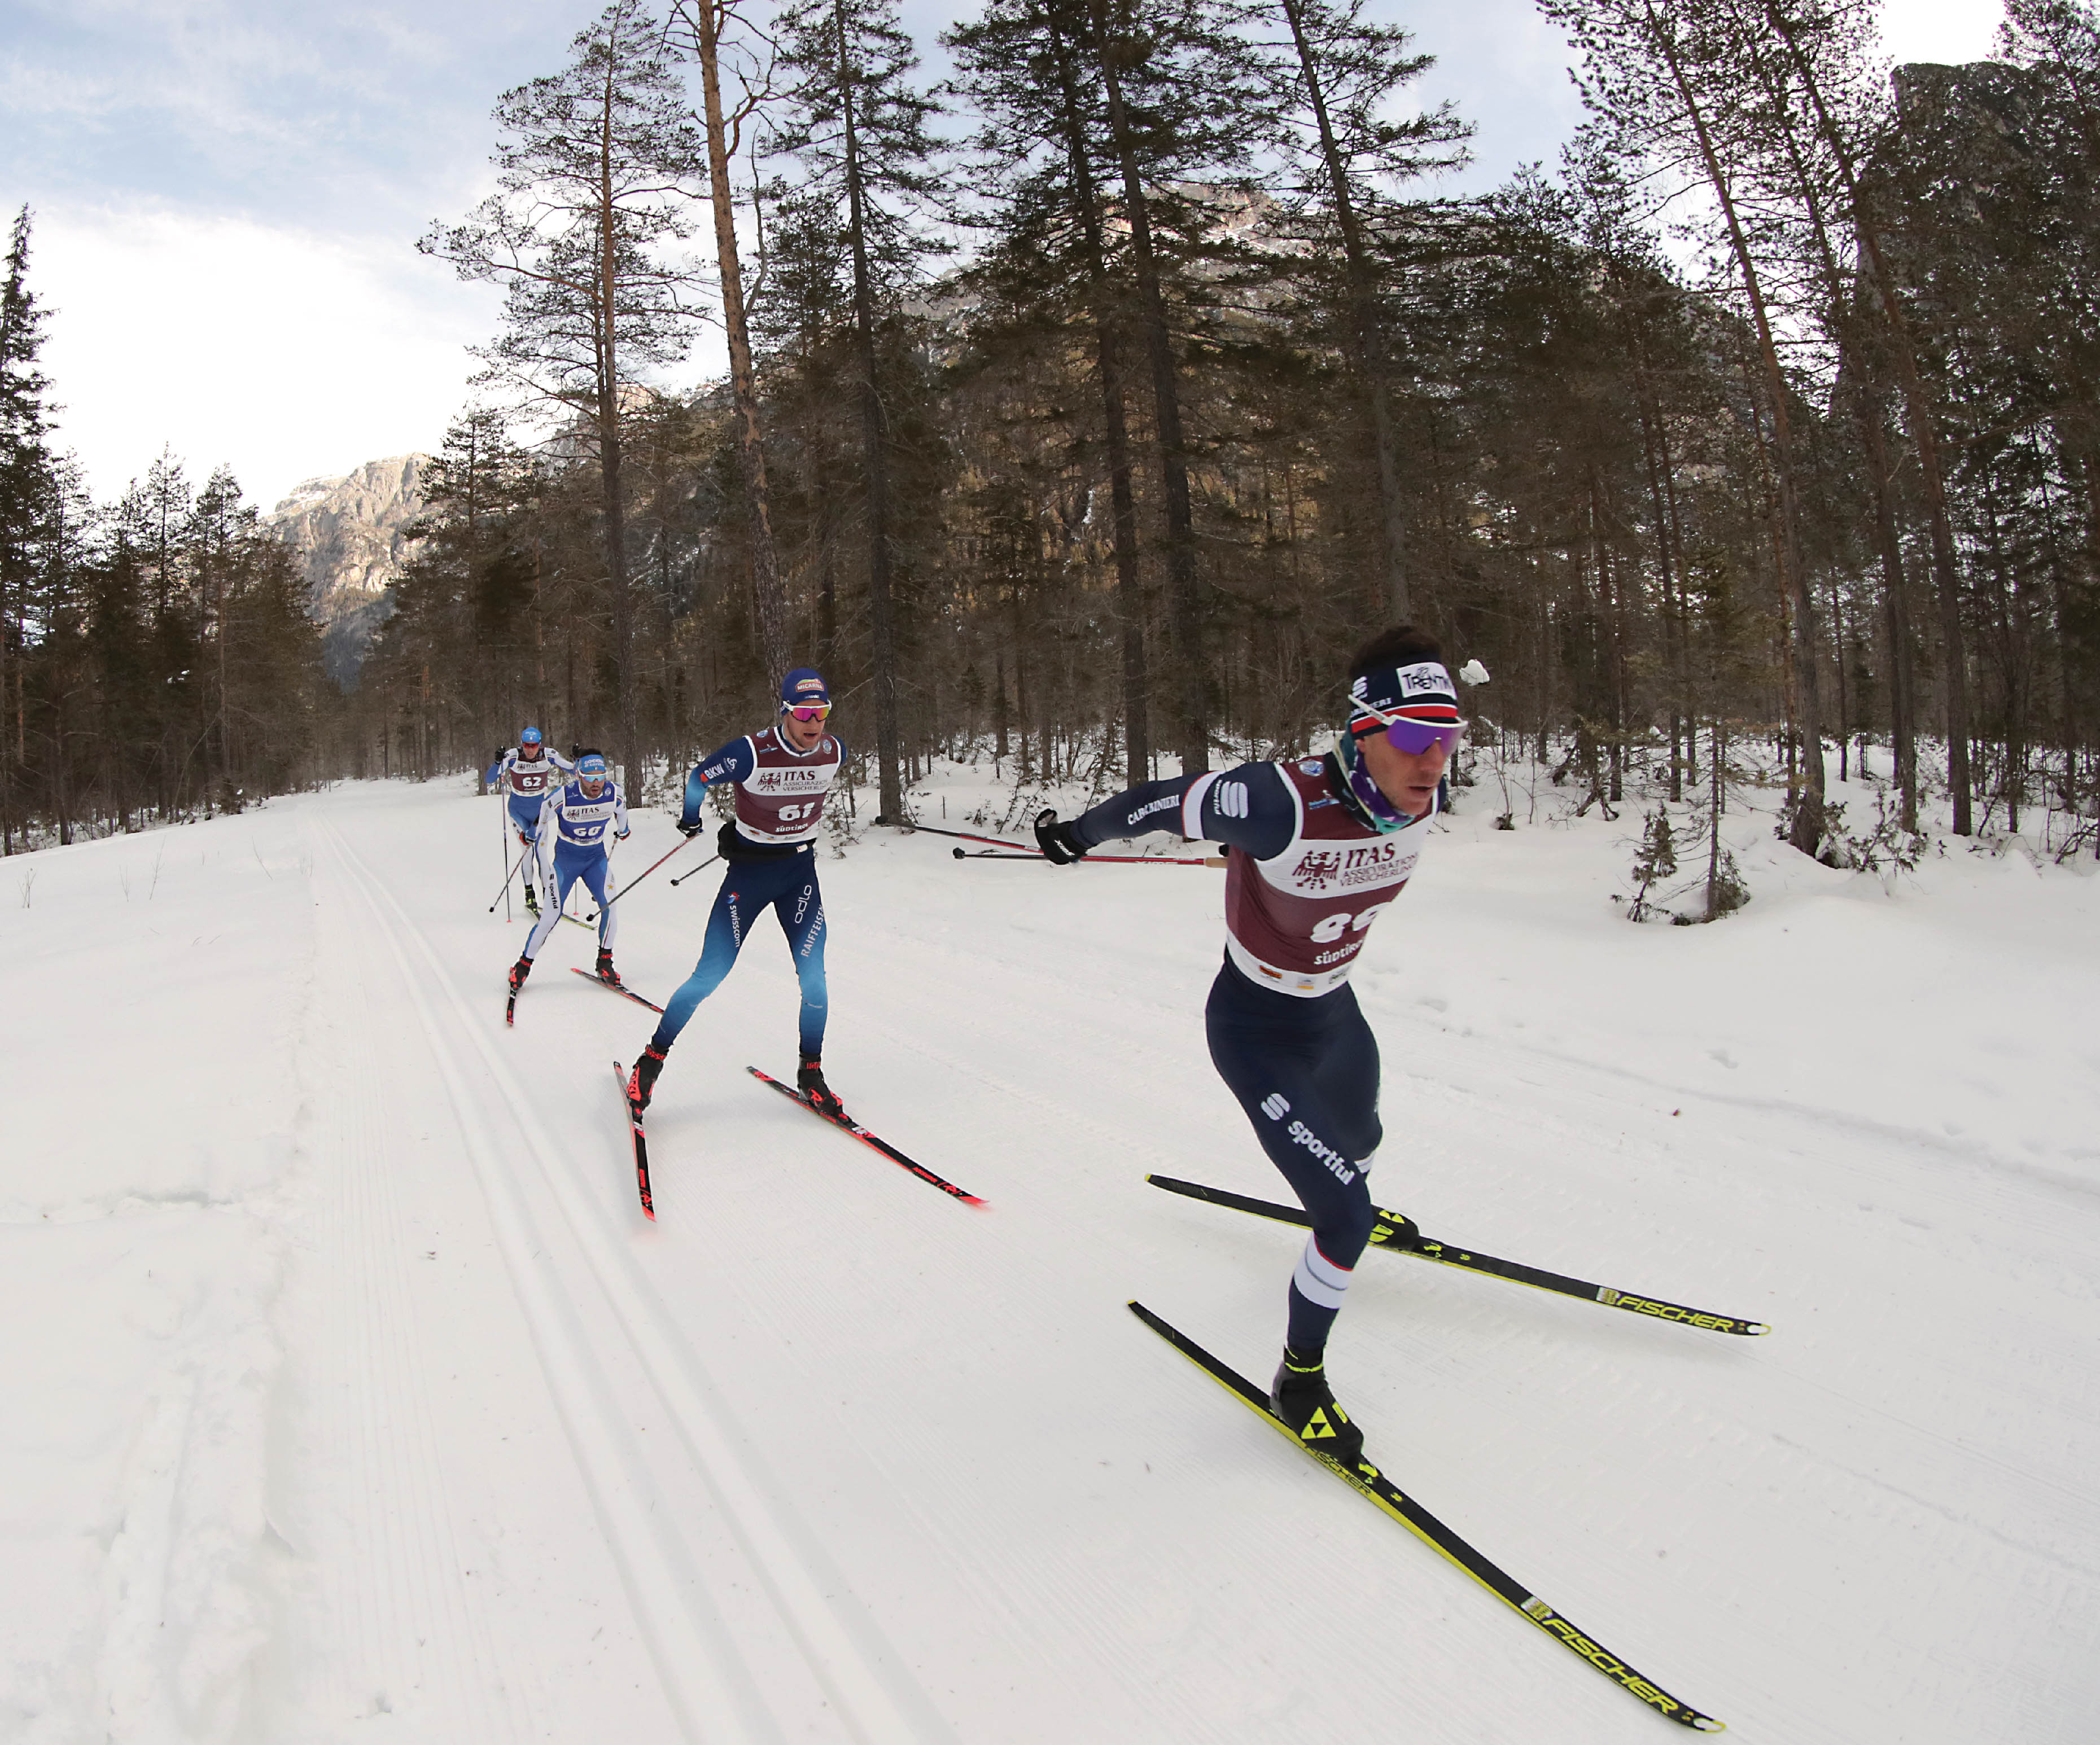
[1,0,2008,515]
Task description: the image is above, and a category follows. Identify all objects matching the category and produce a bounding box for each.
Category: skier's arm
[546,748,578,775]
[486,748,513,788]
[1048,763,1297,862]
[679,736,757,833]
[613,787,631,839]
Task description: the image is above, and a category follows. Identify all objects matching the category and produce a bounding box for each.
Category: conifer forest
[7,0,2100,871]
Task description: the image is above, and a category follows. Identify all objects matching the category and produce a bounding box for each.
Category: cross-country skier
[1033,626,1464,1463]
[507,749,629,1000]
[626,668,846,1119]
[486,727,575,917]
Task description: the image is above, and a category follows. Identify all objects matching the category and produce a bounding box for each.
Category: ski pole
[585,835,700,921]
[669,853,723,888]
[488,823,519,915]
[951,845,1224,866]
[878,817,1029,852]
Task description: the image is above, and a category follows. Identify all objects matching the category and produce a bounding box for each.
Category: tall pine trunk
[834,0,905,823]
[1088,0,1209,775]
[687,0,793,682]
[1045,10,1149,783]
[1277,0,1408,619]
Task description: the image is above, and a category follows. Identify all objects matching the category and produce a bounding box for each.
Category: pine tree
[772,0,944,822]
[421,0,707,788]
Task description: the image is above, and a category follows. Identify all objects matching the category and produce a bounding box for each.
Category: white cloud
[33,204,503,511]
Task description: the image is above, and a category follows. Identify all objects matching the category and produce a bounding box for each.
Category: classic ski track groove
[324,820,952,1745]
[301,840,531,1738]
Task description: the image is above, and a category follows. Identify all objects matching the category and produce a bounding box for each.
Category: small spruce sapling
[1626,807,1677,922]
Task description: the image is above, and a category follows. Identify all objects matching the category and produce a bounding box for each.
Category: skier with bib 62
[487,727,575,917]
[507,751,629,1002]
[1033,627,1464,1462]
[626,669,847,1120]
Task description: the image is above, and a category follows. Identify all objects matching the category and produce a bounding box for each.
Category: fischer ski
[746,1066,986,1207]
[570,966,665,1013]
[1129,1302,1724,1732]
[1146,1175,1769,1338]
[615,1061,654,1220]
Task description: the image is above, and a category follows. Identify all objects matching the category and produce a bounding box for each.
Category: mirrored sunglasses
[1346,692,1467,756]
[786,704,831,722]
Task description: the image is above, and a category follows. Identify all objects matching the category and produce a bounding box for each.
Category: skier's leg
[649,869,753,1052]
[773,869,828,1060]
[581,857,615,950]
[1205,972,1376,1357]
[521,856,577,961]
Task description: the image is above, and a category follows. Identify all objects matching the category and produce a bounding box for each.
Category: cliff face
[265,454,429,684]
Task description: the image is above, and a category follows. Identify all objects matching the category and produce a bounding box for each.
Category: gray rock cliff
[265,454,428,684]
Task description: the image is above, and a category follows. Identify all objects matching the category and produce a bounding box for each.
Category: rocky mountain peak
[265,454,430,683]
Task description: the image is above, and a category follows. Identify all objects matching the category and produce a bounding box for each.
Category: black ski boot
[595,947,621,985]
[508,956,533,994]
[523,885,541,918]
[627,1044,667,1113]
[797,1054,847,1121]
[1271,1347,1364,1465]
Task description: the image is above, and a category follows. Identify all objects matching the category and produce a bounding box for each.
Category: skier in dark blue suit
[626,669,848,1120]
[1034,626,1465,1461]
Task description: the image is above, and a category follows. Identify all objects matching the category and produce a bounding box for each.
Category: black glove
[677,816,705,839]
[1034,808,1089,865]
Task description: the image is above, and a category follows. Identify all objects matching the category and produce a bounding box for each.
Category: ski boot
[508,956,533,995]
[594,947,621,986]
[627,1045,667,1113]
[796,1054,847,1121]
[1271,1348,1364,1465]
[523,885,541,919]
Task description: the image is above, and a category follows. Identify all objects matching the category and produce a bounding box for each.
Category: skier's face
[781,708,826,752]
[1359,726,1447,818]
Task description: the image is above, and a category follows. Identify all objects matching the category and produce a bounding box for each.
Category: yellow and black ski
[1129,1301,1725,1732]
[1146,1175,1769,1338]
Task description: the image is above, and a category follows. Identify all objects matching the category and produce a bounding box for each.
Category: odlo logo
[1261,1093,1290,1121]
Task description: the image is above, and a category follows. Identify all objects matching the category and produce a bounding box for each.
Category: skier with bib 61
[626,669,847,1120]
[1033,627,1464,1462]
[507,750,629,1002]
[487,727,575,917]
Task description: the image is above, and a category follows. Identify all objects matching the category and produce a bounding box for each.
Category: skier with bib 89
[486,727,575,917]
[626,669,847,1120]
[507,750,629,1001]
[1033,627,1464,1463]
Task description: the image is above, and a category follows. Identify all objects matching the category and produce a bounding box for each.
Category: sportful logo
[1288,1119,1355,1184]
[1261,1092,1290,1120]
[1214,781,1250,819]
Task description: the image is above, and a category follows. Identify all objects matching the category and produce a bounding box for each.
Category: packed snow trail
[1,772,2095,1742]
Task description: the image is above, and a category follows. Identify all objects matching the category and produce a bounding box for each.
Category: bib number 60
[1309,902,1392,944]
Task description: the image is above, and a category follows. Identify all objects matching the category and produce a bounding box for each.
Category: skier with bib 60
[487,727,575,917]
[507,751,629,1002]
[1034,627,1464,1462]
[627,669,847,1120]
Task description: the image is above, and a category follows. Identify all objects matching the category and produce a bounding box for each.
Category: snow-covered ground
[2,765,2095,1743]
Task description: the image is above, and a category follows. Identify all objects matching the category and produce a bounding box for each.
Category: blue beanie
[780,667,830,709]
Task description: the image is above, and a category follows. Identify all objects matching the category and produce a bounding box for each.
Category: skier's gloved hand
[1034,808,1090,865]
[616,826,631,840]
